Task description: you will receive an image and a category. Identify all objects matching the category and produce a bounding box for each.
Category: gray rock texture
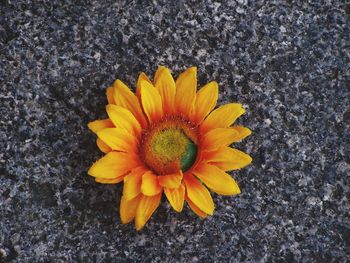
[1,0,349,262]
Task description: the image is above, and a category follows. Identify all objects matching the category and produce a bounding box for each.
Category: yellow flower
[88,66,252,230]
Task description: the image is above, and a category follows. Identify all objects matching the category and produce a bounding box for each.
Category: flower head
[88,66,252,230]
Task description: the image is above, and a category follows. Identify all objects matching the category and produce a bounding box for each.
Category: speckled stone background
[0,0,349,262]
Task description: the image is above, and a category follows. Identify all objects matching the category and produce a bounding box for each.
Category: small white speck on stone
[236,0,248,5]
[214,16,221,22]
[267,179,276,186]
[93,52,101,62]
[323,184,333,201]
[176,235,186,243]
[307,196,321,206]
[191,256,199,262]
[212,2,221,12]
[196,49,207,58]
[137,234,147,246]
[280,25,287,33]
[264,118,272,126]
[236,7,245,14]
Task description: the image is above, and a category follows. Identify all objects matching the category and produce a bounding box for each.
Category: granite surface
[1,0,349,262]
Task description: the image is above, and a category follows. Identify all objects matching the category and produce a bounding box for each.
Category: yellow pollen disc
[141,118,198,175]
[151,129,190,164]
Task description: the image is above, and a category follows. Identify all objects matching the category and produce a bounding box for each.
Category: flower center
[141,118,198,175]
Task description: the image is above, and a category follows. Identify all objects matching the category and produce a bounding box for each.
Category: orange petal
[112,79,148,128]
[135,193,162,230]
[141,171,162,196]
[97,128,138,152]
[123,167,147,201]
[200,103,245,134]
[185,195,207,219]
[154,66,176,114]
[158,171,183,189]
[175,67,197,117]
[136,72,152,101]
[120,195,141,224]
[231,126,252,142]
[204,147,253,171]
[164,184,185,212]
[96,138,112,153]
[191,81,218,124]
[106,86,116,104]
[106,104,142,136]
[201,128,239,151]
[88,152,138,179]
[193,163,241,195]
[183,174,214,215]
[95,177,123,184]
[140,80,163,123]
[88,119,114,134]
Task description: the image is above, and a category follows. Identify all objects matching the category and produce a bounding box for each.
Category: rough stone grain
[0,0,349,262]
